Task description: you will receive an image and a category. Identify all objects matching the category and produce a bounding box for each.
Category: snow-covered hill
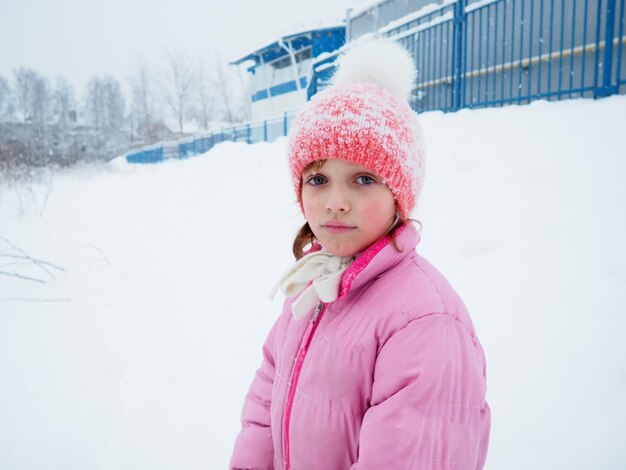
[1,95,625,469]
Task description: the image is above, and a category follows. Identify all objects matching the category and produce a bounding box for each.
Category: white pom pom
[331,36,416,102]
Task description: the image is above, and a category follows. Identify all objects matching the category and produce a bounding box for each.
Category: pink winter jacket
[230,223,490,469]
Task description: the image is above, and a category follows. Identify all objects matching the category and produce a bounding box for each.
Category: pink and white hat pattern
[287,37,426,219]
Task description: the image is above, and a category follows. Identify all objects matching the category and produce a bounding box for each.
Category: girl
[230,38,490,470]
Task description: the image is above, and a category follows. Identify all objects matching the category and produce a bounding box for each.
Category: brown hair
[292,222,317,260]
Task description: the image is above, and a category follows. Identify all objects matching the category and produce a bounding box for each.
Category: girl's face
[301,159,396,257]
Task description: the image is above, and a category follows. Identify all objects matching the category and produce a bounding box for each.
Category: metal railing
[381,0,626,112]
[125,111,298,163]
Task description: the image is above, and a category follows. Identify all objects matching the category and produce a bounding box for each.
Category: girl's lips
[322,223,356,234]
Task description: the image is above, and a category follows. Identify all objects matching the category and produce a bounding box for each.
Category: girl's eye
[307,175,327,186]
[355,175,376,185]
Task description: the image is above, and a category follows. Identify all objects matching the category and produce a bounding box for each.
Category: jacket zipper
[282,301,325,470]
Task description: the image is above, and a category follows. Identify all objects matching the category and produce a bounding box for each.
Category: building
[231,23,346,122]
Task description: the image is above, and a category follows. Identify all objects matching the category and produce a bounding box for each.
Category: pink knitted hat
[287,37,426,219]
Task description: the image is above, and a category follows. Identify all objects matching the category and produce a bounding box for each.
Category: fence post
[264,119,268,142]
[452,0,467,110]
[598,0,618,97]
[246,123,251,144]
[283,112,288,136]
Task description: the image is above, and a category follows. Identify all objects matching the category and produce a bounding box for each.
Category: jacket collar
[337,223,420,299]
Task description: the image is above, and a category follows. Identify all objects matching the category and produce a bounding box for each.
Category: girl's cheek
[302,198,320,222]
[363,200,394,223]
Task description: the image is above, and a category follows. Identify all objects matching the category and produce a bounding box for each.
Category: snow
[1,95,626,468]
[348,0,389,19]
[230,17,346,64]
[388,11,454,42]
[378,0,457,35]
[465,0,500,14]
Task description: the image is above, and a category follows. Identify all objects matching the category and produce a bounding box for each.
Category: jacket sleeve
[229,317,280,470]
[350,313,490,470]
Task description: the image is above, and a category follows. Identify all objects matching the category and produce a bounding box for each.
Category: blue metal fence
[126,145,162,164]
[126,0,624,163]
[125,112,298,163]
[379,0,626,112]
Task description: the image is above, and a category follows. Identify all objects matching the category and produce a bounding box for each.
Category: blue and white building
[231,23,346,121]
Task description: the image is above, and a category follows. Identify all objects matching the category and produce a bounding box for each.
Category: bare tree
[0,75,13,121]
[130,57,152,139]
[13,68,49,127]
[194,55,217,131]
[51,77,75,128]
[213,54,235,124]
[85,77,104,129]
[13,68,35,123]
[102,76,125,132]
[1,70,132,171]
[85,75,125,132]
[129,56,161,143]
[161,50,196,135]
[31,76,50,129]
[212,53,250,124]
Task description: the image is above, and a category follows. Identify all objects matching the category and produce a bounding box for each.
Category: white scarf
[271,250,354,321]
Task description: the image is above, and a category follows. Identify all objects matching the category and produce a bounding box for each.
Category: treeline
[0,51,249,179]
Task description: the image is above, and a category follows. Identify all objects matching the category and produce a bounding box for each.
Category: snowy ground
[1,95,625,469]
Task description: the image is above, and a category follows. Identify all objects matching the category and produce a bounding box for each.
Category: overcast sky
[0,0,357,95]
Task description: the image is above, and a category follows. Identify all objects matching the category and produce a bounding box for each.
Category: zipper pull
[312,302,323,323]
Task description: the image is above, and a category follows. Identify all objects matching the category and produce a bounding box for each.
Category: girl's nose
[325,191,350,213]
